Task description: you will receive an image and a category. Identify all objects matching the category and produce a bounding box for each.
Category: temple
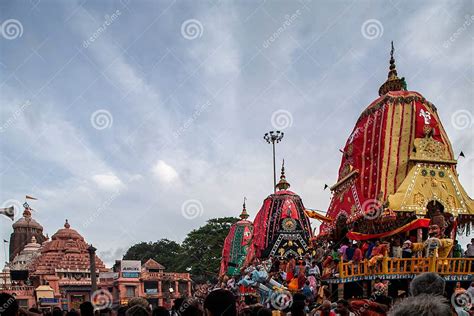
[320,42,474,240]
[314,43,474,295]
[1,203,190,310]
[10,205,47,261]
[247,161,313,260]
[220,199,254,276]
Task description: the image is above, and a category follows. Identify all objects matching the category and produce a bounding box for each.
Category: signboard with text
[121,260,141,278]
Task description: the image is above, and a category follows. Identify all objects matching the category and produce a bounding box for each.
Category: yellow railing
[337,257,473,279]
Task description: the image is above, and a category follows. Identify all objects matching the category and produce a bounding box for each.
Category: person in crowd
[152,306,169,316]
[364,240,375,259]
[117,306,128,316]
[465,238,474,258]
[126,305,149,316]
[345,243,355,262]
[128,297,151,314]
[65,310,80,316]
[410,272,445,296]
[335,299,355,316]
[203,289,236,316]
[452,240,463,258]
[79,302,95,316]
[339,242,349,262]
[316,282,331,306]
[289,293,306,316]
[351,243,363,264]
[308,260,321,277]
[313,300,336,316]
[401,240,413,259]
[302,280,314,302]
[391,239,402,258]
[52,307,62,316]
[368,241,389,270]
[286,254,296,283]
[388,294,451,316]
[467,281,474,298]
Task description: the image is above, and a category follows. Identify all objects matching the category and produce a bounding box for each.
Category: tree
[122,217,238,282]
[178,217,238,282]
[123,239,184,271]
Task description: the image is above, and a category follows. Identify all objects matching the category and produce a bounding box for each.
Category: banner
[346,218,430,241]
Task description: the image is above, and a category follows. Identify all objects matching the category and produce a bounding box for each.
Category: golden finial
[239,197,249,220]
[276,159,291,191]
[378,41,406,96]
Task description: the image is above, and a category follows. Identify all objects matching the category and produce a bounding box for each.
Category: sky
[1,0,473,267]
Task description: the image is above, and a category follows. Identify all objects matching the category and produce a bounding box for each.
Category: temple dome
[10,206,47,262]
[12,209,43,230]
[49,219,85,242]
[31,220,107,275]
[10,236,41,271]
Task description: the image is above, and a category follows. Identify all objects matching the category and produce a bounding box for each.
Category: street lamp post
[263,131,284,193]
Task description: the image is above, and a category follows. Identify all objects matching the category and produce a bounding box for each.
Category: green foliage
[123,239,184,271]
[122,217,239,282]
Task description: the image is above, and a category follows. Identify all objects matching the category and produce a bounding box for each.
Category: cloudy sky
[1,0,473,266]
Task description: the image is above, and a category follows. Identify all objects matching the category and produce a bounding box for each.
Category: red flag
[25,195,38,200]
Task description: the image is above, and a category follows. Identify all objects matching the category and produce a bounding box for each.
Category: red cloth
[219,224,237,276]
[347,218,430,241]
[321,91,454,237]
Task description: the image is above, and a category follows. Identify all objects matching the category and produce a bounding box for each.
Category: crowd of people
[1,238,473,316]
[1,273,473,316]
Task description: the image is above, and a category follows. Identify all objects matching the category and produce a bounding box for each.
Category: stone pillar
[88,245,98,293]
[187,281,191,297]
[175,281,179,296]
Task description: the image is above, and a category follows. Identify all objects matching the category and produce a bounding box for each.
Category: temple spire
[276,159,291,191]
[378,41,406,96]
[239,197,249,220]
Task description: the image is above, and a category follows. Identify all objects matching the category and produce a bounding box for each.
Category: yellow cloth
[412,238,453,258]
